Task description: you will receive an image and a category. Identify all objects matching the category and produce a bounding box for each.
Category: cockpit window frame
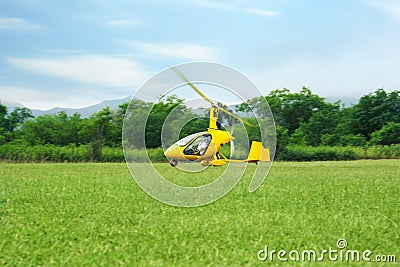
[175,132,204,147]
[183,133,212,156]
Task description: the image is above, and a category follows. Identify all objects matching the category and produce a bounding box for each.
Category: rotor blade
[230,140,234,159]
[218,107,254,127]
[172,67,215,106]
[230,124,235,159]
[172,67,254,127]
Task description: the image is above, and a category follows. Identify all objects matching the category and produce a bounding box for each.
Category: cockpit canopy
[175,132,208,146]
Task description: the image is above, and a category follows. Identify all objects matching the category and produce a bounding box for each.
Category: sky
[0,0,399,110]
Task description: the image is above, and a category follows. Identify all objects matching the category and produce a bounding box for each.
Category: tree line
[0,87,399,162]
[237,87,400,152]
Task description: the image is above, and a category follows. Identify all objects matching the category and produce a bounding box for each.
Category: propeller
[172,67,253,127]
[230,124,235,159]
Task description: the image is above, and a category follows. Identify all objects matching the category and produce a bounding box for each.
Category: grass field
[1,160,399,266]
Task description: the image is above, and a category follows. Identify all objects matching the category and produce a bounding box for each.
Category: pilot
[195,135,211,156]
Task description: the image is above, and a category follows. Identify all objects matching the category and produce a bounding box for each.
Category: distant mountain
[33,96,132,118]
[3,96,131,118]
[2,101,26,110]
[3,95,359,118]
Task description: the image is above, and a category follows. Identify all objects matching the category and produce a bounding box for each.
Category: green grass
[1,161,399,266]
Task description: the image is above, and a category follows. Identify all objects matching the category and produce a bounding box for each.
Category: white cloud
[365,0,400,18]
[0,85,130,110]
[131,42,221,61]
[7,55,149,88]
[0,86,61,110]
[104,19,138,27]
[245,8,279,17]
[0,17,43,31]
[252,46,400,100]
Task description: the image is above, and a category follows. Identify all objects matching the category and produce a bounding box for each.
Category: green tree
[5,107,34,142]
[178,118,209,139]
[237,87,333,134]
[145,95,187,148]
[351,89,400,138]
[369,122,400,145]
[4,107,34,132]
[215,102,239,128]
[22,111,80,146]
[290,102,341,146]
[123,99,151,149]
[318,106,367,147]
[114,102,128,132]
[270,87,335,134]
[78,107,113,161]
[0,102,7,144]
[0,102,33,144]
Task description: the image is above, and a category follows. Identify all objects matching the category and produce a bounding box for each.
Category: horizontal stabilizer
[261,148,270,162]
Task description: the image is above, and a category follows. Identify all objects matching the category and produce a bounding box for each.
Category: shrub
[369,122,400,145]
[366,144,400,159]
[1,143,399,163]
[277,145,400,161]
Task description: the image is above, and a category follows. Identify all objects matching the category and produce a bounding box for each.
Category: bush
[101,146,124,162]
[365,144,400,159]
[277,145,400,161]
[369,122,400,145]
[278,146,359,161]
[1,143,399,163]
[320,134,367,146]
[147,147,168,162]
[0,143,115,162]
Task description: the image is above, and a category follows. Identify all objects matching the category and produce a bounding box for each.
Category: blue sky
[1,0,399,109]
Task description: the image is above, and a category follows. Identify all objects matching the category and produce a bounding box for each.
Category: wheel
[201,160,209,166]
[170,159,178,167]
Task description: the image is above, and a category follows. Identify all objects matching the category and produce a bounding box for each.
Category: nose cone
[164,144,182,159]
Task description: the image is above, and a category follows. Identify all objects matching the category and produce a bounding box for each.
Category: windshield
[183,134,212,156]
[176,132,206,146]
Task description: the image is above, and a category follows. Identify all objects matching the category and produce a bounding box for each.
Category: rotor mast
[209,107,219,130]
[172,67,254,130]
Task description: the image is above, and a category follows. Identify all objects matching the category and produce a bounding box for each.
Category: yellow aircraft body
[164,68,270,167]
[164,99,270,167]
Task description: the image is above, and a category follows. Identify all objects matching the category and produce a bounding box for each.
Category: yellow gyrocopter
[164,68,270,167]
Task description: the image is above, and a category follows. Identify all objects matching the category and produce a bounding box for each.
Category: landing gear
[170,159,178,167]
[201,160,212,166]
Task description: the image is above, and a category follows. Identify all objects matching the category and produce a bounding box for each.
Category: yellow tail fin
[247,141,270,162]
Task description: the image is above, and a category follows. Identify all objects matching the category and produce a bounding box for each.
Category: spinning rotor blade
[230,125,235,158]
[172,67,214,106]
[172,67,254,127]
[218,107,253,127]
